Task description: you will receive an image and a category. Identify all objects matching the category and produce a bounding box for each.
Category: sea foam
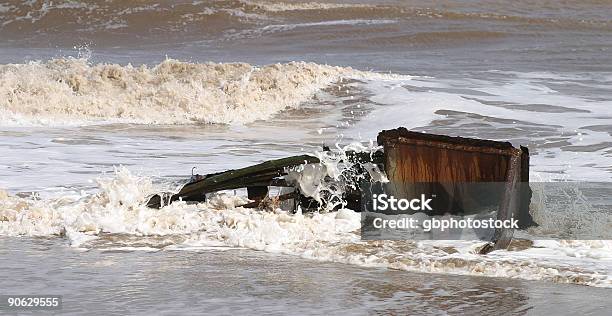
[0,59,373,126]
[0,162,610,288]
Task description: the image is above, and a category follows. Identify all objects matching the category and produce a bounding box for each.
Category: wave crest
[0,58,357,125]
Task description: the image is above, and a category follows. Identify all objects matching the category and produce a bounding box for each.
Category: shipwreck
[147,127,534,254]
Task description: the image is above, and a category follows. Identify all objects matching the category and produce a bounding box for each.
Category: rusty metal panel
[377,128,532,253]
[377,128,521,183]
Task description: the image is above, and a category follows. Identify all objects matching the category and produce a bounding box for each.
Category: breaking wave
[0,58,384,125]
[0,165,610,288]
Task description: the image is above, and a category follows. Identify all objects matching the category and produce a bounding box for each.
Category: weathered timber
[146,155,319,208]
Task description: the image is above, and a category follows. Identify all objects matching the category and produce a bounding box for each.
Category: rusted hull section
[147,127,533,254]
[146,155,319,208]
[377,128,533,253]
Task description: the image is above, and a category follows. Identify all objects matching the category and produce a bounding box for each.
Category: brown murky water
[1,237,610,315]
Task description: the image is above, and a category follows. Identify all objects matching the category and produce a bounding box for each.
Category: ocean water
[0,0,611,314]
